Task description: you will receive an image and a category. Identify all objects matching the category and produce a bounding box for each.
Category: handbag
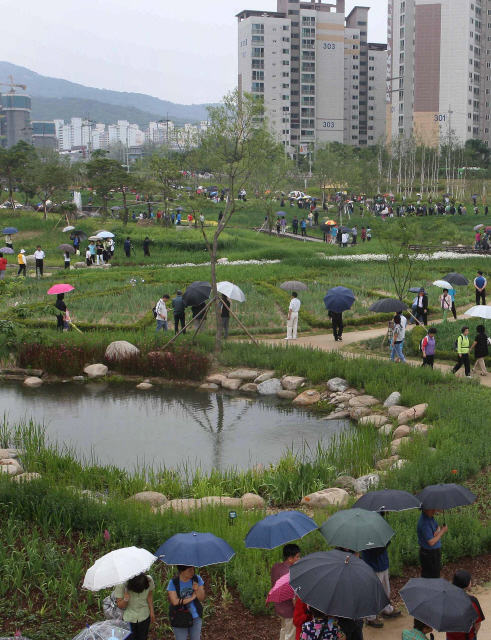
[169,577,194,629]
[103,591,124,621]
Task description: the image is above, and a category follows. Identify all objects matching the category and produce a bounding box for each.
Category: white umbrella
[217,281,246,302]
[72,621,131,640]
[62,225,75,232]
[464,305,491,320]
[83,546,157,591]
[432,280,452,289]
[97,231,115,239]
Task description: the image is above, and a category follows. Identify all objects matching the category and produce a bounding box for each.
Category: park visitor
[72,234,80,253]
[391,314,406,363]
[4,233,13,250]
[17,249,26,276]
[421,328,437,368]
[167,565,205,640]
[328,309,343,342]
[64,251,71,270]
[475,231,481,249]
[115,572,155,640]
[276,218,281,235]
[299,608,344,640]
[351,226,358,245]
[271,544,301,640]
[55,293,67,332]
[124,237,132,258]
[34,245,45,277]
[341,232,349,247]
[292,216,299,234]
[191,302,207,333]
[172,290,186,335]
[409,295,419,324]
[415,288,428,325]
[96,241,103,265]
[447,570,484,640]
[452,326,471,378]
[89,241,96,264]
[286,292,301,340]
[281,217,287,235]
[293,599,312,640]
[474,271,487,305]
[470,324,489,376]
[439,289,452,321]
[0,253,7,280]
[417,508,448,578]
[143,237,151,257]
[220,294,230,339]
[361,227,366,242]
[155,294,170,332]
[448,287,457,320]
[331,226,338,244]
[366,227,372,241]
[85,247,92,267]
[402,619,434,640]
[300,218,307,236]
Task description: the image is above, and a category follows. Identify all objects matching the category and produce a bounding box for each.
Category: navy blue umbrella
[277,211,287,216]
[323,286,355,313]
[1,227,18,234]
[245,511,317,550]
[155,531,235,567]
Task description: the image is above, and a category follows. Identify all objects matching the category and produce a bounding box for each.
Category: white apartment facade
[237,0,387,151]
[387,0,491,146]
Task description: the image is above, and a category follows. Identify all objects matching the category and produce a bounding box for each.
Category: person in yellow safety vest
[17,249,26,276]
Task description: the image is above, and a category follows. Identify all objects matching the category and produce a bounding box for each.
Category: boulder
[358,415,389,427]
[206,374,227,385]
[0,449,18,459]
[346,388,362,396]
[200,496,242,507]
[331,394,352,404]
[354,474,380,494]
[333,476,356,491]
[241,493,266,509]
[240,383,258,394]
[391,437,411,453]
[74,261,87,269]
[84,364,108,379]
[228,369,258,381]
[105,341,140,361]
[160,498,201,513]
[23,377,43,388]
[12,472,42,482]
[412,423,429,435]
[349,407,372,421]
[0,458,23,476]
[388,405,408,418]
[282,376,306,391]
[392,425,411,440]
[199,383,219,391]
[292,390,321,406]
[322,410,351,420]
[391,459,409,470]
[277,389,298,400]
[221,378,242,391]
[384,391,402,407]
[398,403,428,425]
[348,395,379,408]
[379,424,394,436]
[375,456,400,471]
[327,377,349,392]
[255,371,275,383]
[257,378,283,396]
[136,382,153,390]
[127,491,168,508]
[301,487,350,508]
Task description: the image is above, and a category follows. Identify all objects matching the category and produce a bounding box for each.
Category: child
[402,619,433,640]
[300,608,345,640]
[446,570,484,640]
[421,328,437,368]
[85,247,92,267]
[366,227,372,241]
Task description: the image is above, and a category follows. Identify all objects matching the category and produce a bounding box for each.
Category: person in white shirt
[155,294,170,332]
[34,245,45,277]
[286,292,301,340]
[85,248,92,267]
[341,232,349,247]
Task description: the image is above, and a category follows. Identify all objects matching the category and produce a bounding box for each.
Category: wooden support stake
[162,298,216,350]
[222,299,261,348]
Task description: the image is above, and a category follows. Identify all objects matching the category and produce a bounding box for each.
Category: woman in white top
[34,246,45,277]
[286,292,301,340]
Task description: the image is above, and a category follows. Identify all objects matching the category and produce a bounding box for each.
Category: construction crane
[0,76,27,92]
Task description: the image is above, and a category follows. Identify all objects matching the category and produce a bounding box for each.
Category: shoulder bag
[168,577,194,629]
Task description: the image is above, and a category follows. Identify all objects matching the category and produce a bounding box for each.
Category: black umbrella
[280,281,308,291]
[182,281,212,307]
[442,273,469,286]
[369,298,407,313]
[400,578,478,632]
[338,226,351,234]
[409,287,425,294]
[323,286,356,313]
[57,244,76,254]
[289,550,390,618]
[416,483,477,511]
[352,489,421,513]
[320,222,333,233]
[72,230,88,241]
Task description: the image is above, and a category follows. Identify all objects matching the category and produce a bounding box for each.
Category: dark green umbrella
[318,508,396,552]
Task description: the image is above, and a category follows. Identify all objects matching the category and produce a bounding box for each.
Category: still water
[0,382,349,472]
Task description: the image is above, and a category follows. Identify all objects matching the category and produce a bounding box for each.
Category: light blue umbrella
[97,231,115,239]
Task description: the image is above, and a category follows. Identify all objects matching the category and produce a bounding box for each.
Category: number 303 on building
[323,43,336,50]
[322,122,335,128]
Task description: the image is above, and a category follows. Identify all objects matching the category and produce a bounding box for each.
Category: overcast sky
[0,0,387,105]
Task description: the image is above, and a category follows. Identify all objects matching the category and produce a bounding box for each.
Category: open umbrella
[320,222,333,233]
[47,284,75,295]
[290,550,390,618]
[72,621,131,640]
[277,211,287,217]
[443,193,452,197]
[72,230,88,241]
[338,226,351,234]
[442,273,469,286]
[474,224,484,231]
[245,511,317,550]
[155,532,235,567]
[217,281,246,303]
[464,305,491,320]
[88,235,101,241]
[280,281,308,291]
[1,227,18,234]
[267,572,295,603]
[323,219,337,225]
[409,287,425,294]
[318,508,396,552]
[400,578,478,633]
[323,286,355,313]
[352,489,421,513]
[62,225,76,232]
[97,231,115,239]
[83,547,157,591]
[416,483,477,511]
[182,281,212,307]
[369,298,407,314]
[176,207,184,212]
[0,247,14,254]
[57,244,76,254]
[433,280,455,289]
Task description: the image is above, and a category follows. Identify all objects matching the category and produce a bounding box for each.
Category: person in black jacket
[172,291,186,335]
[328,310,343,341]
[415,288,429,325]
[470,324,488,376]
[55,293,66,332]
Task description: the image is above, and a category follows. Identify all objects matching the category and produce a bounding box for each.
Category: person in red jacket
[293,598,312,640]
[0,252,7,280]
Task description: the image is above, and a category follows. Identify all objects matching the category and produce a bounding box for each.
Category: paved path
[257,228,326,243]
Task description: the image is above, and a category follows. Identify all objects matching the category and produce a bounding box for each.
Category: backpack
[454,337,459,352]
[102,591,124,621]
[419,338,425,353]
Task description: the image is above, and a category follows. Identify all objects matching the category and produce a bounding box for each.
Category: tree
[0,141,36,208]
[198,90,278,351]
[86,157,129,220]
[143,152,182,226]
[32,150,73,220]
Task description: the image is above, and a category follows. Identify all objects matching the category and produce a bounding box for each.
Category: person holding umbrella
[417,508,448,578]
[415,288,429,325]
[324,286,355,342]
[271,544,302,640]
[115,573,156,640]
[220,294,230,340]
[447,570,485,640]
[172,290,186,335]
[439,289,452,321]
[286,292,301,340]
[167,565,205,640]
[54,293,67,331]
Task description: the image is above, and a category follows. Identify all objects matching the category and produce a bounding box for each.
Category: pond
[0,382,349,472]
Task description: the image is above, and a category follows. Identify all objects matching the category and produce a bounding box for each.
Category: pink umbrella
[47,284,75,295]
[266,572,295,604]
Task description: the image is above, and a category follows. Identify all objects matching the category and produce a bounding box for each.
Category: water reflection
[0,382,349,472]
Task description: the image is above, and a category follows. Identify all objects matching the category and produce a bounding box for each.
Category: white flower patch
[318,252,491,263]
[163,259,282,268]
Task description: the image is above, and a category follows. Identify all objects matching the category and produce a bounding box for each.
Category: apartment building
[386,0,491,146]
[237,0,387,151]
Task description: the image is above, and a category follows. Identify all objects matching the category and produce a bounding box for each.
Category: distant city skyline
[0,0,387,105]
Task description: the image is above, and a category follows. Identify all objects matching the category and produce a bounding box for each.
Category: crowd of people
[153,290,231,338]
